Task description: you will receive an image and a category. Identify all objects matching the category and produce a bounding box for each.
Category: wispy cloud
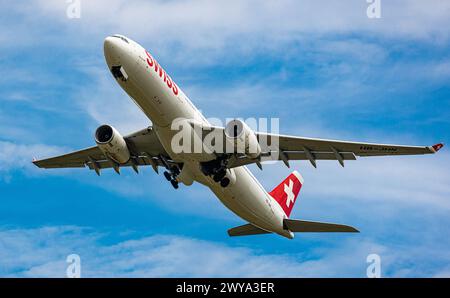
[1,225,449,277]
[0,141,69,181]
[75,65,150,134]
[5,1,450,59]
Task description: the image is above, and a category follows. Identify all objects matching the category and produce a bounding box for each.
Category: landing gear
[164,170,180,189]
[200,157,233,188]
[170,179,179,189]
[213,170,226,182]
[220,177,230,188]
[163,166,181,190]
[164,171,172,181]
[213,170,230,188]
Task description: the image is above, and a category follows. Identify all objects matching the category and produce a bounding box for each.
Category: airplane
[33,34,444,239]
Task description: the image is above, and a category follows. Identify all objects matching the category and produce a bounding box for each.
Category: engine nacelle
[95,124,130,164]
[225,119,261,159]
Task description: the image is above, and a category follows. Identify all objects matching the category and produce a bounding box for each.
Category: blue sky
[1,0,450,277]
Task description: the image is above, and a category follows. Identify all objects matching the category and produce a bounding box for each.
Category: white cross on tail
[284,179,295,207]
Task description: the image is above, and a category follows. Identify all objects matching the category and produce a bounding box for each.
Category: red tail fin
[269,170,304,217]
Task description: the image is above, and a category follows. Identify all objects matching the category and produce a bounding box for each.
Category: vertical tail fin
[269,170,304,217]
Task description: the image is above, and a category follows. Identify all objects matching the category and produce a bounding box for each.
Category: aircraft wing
[33,126,175,174]
[228,131,444,168]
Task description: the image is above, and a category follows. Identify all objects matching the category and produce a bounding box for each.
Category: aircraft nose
[104,36,121,66]
[104,35,133,67]
[104,36,116,51]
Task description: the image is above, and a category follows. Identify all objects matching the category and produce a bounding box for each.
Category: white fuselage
[104,35,293,239]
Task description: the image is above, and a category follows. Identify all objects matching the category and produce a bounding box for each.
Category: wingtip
[346,225,360,233]
[31,157,44,168]
[431,143,444,153]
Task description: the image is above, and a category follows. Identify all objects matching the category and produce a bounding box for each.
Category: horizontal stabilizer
[284,219,359,233]
[228,223,271,237]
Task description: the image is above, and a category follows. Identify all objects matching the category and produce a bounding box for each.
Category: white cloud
[5,0,450,60]
[75,65,150,134]
[312,154,450,209]
[0,227,450,277]
[0,141,69,181]
[1,225,449,277]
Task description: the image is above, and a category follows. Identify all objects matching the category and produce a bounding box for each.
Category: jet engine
[95,124,130,164]
[225,119,261,159]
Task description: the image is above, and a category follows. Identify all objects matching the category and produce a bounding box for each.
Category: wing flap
[228,223,271,237]
[284,219,359,233]
[228,151,357,168]
[85,155,167,170]
[282,151,357,160]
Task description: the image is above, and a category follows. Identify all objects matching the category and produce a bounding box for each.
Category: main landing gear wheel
[220,177,230,188]
[199,157,233,188]
[170,179,179,189]
[213,170,226,182]
[163,171,172,181]
[164,170,179,189]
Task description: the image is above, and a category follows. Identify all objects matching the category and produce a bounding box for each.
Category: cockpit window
[112,35,129,44]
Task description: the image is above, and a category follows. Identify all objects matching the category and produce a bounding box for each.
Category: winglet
[430,143,444,153]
